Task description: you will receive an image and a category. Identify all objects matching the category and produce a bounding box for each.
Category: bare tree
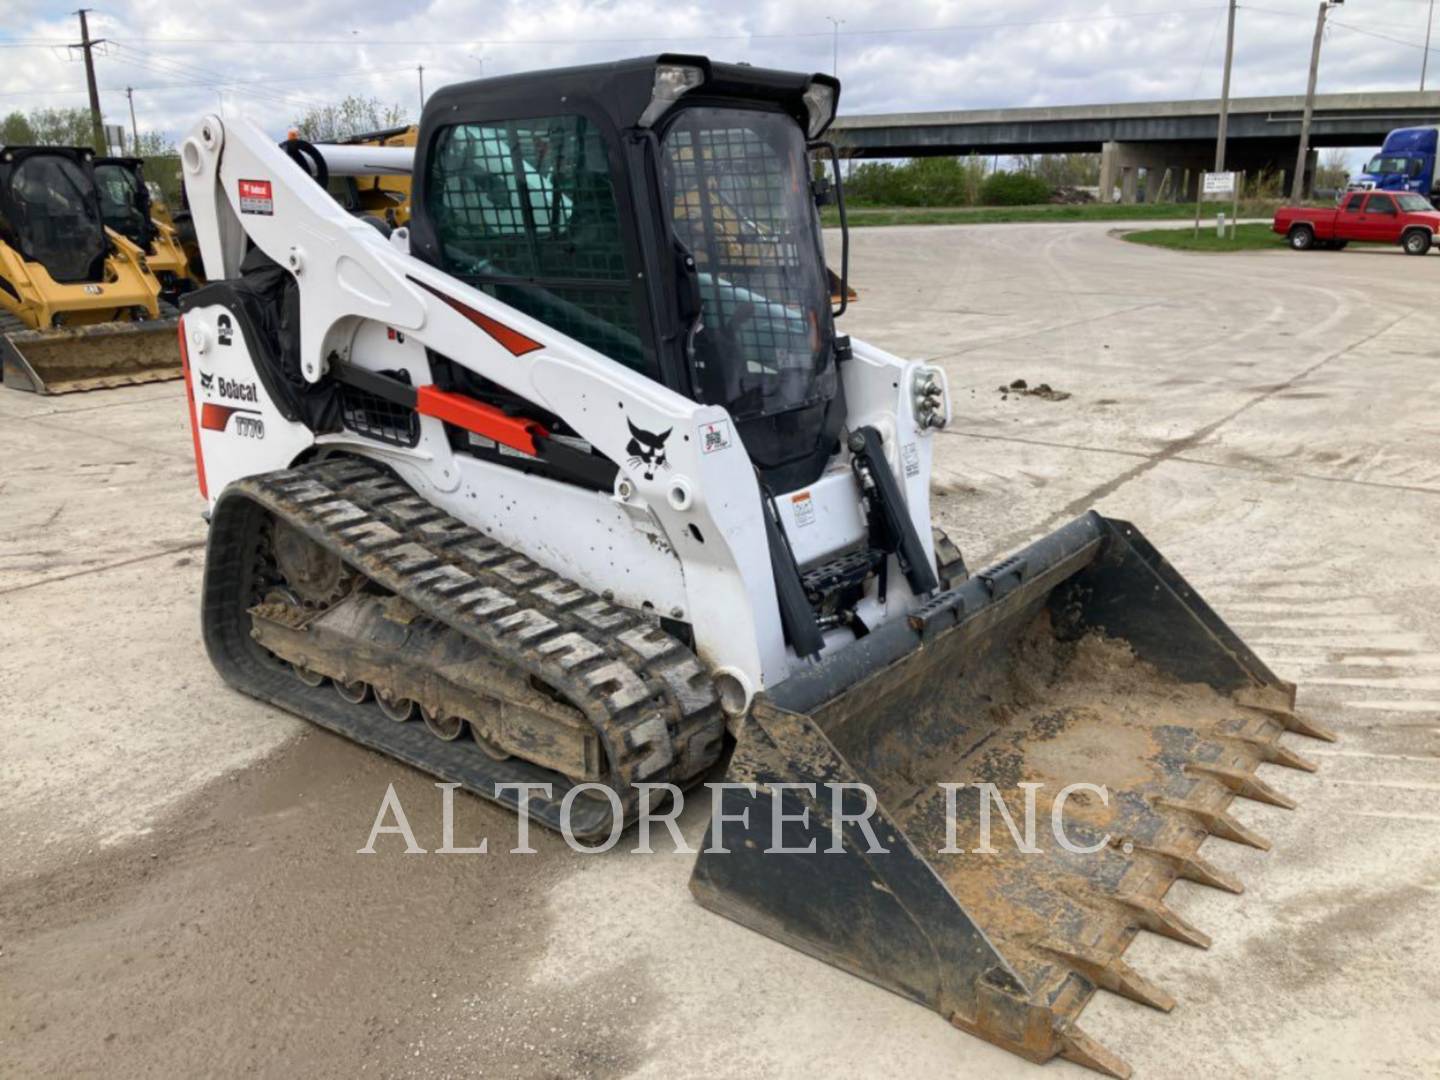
[1315,147,1352,191]
[293,97,410,142]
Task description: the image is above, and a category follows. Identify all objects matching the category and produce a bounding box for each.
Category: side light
[638,63,705,128]
[802,80,838,139]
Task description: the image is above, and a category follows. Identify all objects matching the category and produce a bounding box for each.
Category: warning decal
[790,491,816,528]
[902,442,921,478]
[238,179,274,215]
[699,419,733,454]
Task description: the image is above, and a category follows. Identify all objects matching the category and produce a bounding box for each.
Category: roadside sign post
[1233,171,1243,237]
[1198,171,1238,240]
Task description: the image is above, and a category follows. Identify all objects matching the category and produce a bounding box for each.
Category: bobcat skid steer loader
[0,145,179,393]
[178,57,1330,1077]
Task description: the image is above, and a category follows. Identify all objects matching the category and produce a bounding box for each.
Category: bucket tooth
[684,513,1312,1077]
[1221,732,1318,773]
[1274,711,1336,743]
[1155,796,1272,850]
[1186,763,1297,810]
[1235,690,1337,742]
[1036,941,1176,1011]
[1120,839,1244,894]
[1059,1026,1132,1080]
[1111,893,1212,949]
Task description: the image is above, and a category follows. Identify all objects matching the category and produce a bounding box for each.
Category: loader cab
[94,157,157,253]
[409,55,845,491]
[0,146,109,284]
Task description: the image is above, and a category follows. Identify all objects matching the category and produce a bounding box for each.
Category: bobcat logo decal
[198,369,214,391]
[626,419,672,481]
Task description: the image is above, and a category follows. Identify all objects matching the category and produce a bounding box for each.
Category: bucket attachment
[1,317,181,394]
[690,513,1332,1078]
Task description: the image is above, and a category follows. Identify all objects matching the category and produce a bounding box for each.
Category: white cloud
[3,0,1439,150]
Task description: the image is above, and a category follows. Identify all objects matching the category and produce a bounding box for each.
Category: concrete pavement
[1,222,1436,1078]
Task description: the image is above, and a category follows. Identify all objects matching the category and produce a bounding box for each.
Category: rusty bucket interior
[690,513,1333,1078]
[2,317,181,394]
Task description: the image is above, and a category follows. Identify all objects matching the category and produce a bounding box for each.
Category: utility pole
[126,87,139,154]
[1291,1,1334,203]
[826,16,845,77]
[1214,0,1237,171]
[1423,0,1436,91]
[73,9,107,155]
[417,64,425,108]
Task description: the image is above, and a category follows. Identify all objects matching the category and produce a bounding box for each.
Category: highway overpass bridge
[830,91,1440,201]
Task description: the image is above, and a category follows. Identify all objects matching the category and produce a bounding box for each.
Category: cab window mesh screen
[426,116,647,373]
[660,108,832,420]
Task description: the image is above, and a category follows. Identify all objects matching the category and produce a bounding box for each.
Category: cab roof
[420,54,839,139]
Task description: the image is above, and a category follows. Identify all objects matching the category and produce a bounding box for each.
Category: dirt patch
[1243,867,1440,992]
[813,607,1296,1020]
[931,479,981,499]
[0,731,652,1078]
[997,378,1071,402]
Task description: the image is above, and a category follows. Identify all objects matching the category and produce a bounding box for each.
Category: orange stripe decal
[201,402,247,432]
[415,386,546,455]
[409,277,543,357]
[177,318,208,499]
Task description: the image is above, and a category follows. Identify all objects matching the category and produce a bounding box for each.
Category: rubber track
[205,456,725,838]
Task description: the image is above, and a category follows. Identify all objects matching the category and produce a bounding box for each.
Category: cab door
[1361,193,1401,242]
[1336,191,1366,239]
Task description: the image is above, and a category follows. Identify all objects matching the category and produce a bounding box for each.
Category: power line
[1188,6,1226,97]
[95,8,1230,47]
[0,62,453,100]
[100,44,338,111]
[1241,3,1440,51]
[1331,17,1440,52]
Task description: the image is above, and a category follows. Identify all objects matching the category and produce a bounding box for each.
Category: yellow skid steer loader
[95,155,201,301]
[0,145,179,393]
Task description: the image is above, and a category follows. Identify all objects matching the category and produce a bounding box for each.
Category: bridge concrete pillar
[1100,141,1123,202]
[1121,167,1140,204]
[1102,141,1178,203]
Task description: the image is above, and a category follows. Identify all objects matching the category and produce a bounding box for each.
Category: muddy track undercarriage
[203,456,726,838]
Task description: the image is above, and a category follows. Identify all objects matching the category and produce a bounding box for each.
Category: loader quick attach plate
[1,315,181,394]
[690,512,1334,1078]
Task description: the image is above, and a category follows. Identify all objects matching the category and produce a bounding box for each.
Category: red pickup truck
[1274,191,1440,254]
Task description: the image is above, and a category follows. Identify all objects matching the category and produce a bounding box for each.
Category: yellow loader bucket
[1,316,180,394]
[691,513,1333,1078]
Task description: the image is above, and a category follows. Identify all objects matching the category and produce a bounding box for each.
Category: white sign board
[1203,171,1237,197]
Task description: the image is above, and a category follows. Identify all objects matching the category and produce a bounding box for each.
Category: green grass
[1119,221,1287,253]
[821,199,1283,228]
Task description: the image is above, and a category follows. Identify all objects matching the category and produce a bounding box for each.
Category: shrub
[842,155,989,207]
[979,171,1053,206]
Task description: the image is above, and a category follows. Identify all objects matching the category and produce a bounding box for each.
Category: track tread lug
[492,609,560,642]
[337,520,402,550]
[617,624,681,661]
[574,599,631,631]
[228,458,726,834]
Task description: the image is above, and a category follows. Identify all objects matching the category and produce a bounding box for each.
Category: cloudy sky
[3,0,1440,148]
